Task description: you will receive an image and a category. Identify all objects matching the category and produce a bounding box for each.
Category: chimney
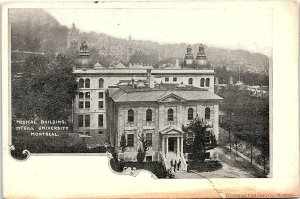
[146,69,154,88]
[175,59,179,67]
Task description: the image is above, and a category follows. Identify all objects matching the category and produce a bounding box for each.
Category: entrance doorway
[168,137,177,152]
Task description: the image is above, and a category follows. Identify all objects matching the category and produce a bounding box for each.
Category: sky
[46,8,273,56]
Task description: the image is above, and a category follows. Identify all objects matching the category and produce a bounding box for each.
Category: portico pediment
[160,125,185,136]
[158,93,185,103]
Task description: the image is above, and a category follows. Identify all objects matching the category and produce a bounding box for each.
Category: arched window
[167,108,174,121]
[188,108,193,120]
[205,107,210,119]
[128,109,134,122]
[205,78,210,87]
[200,78,205,87]
[146,109,152,122]
[79,78,84,88]
[188,78,193,85]
[85,78,90,88]
[99,78,104,88]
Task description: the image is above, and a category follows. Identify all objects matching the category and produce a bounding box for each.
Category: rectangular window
[127,134,134,147]
[165,77,169,82]
[85,115,90,127]
[146,133,152,147]
[98,114,104,127]
[98,101,104,109]
[78,115,83,127]
[79,101,84,109]
[173,77,177,82]
[98,92,104,99]
[146,156,152,162]
[85,92,90,99]
[85,101,90,109]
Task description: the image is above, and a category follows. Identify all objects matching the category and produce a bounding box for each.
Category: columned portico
[160,125,185,158]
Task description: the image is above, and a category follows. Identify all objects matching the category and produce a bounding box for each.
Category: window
[206,78,210,87]
[146,109,152,122]
[78,115,83,127]
[98,130,103,135]
[188,78,193,85]
[98,114,103,127]
[85,115,90,127]
[205,107,210,119]
[98,92,104,99]
[188,108,193,120]
[79,101,84,109]
[99,78,104,88]
[98,101,104,109]
[79,92,90,109]
[127,134,134,147]
[167,108,174,121]
[85,78,90,88]
[79,78,84,88]
[85,92,90,99]
[146,156,153,162]
[165,77,169,82]
[200,78,205,87]
[146,133,152,147]
[173,77,177,82]
[79,92,84,99]
[85,101,90,109]
[128,109,134,122]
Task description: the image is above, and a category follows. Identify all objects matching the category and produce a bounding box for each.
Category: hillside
[10,8,270,74]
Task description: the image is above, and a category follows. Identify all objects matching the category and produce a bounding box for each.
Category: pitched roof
[109,84,222,103]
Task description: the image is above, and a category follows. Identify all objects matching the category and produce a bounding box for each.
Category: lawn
[187,160,222,172]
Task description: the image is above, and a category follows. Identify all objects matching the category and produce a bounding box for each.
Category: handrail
[180,153,188,171]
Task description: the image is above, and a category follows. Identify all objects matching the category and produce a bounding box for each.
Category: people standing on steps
[174,160,177,172]
[177,159,181,171]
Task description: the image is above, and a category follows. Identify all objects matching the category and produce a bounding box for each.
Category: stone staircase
[164,152,187,171]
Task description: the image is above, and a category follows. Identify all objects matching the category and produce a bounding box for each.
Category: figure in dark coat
[177,159,181,171]
[174,160,177,172]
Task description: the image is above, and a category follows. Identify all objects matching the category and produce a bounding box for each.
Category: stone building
[72,42,222,161]
[106,74,222,169]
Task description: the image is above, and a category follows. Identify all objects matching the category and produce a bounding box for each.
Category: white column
[162,137,165,156]
[166,137,168,156]
[181,137,183,155]
[177,137,180,157]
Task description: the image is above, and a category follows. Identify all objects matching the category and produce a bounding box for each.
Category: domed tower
[183,45,194,67]
[75,41,93,68]
[195,44,209,69]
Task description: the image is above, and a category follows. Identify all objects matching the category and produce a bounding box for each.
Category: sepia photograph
[9,6,271,179]
[2,1,299,198]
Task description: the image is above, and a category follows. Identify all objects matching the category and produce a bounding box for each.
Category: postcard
[2,0,299,198]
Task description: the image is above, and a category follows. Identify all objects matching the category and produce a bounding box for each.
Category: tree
[182,117,217,162]
[120,133,127,152]
[136,132,149,163]
[12,54,78,120]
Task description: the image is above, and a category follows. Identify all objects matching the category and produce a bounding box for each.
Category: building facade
[106,78,222,169]
[72,43,222,166]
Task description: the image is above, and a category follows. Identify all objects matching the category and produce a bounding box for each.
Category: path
[174,147,266,178]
